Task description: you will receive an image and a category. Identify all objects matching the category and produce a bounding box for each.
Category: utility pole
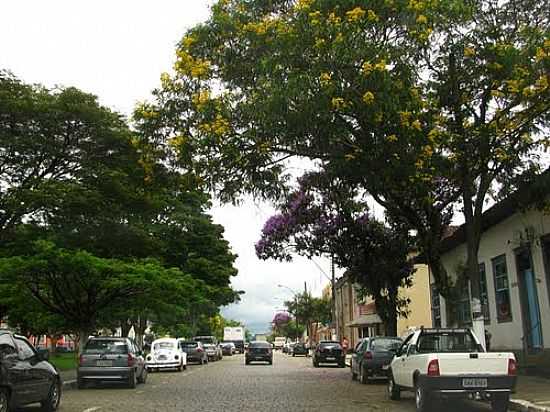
[331,254,338,342]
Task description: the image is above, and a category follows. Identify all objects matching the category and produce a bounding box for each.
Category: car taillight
[127,353,135,367]
[197,348,203,353]
[427,359,440,376]
[364,351,373,360]
[508,358,517,376]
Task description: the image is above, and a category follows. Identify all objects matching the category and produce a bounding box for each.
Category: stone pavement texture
[25,351,500,412]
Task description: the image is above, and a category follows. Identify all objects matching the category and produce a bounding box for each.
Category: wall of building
[438,207,550,351]
[397,264,433,336]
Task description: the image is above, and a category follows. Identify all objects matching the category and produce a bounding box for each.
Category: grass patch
[49,353,78,371]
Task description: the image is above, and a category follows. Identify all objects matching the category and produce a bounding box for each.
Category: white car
[387,328,516,412]
[146,338,187,372]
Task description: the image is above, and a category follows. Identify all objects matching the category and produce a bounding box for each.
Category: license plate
[382,364,390,370]
[96,360,112,367]
[462,378,487,388]
[326,357,335,361]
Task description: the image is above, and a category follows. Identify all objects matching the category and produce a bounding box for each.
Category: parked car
[312,341,345,368]
[178,340,208,365]
[387,328,517,412]
[351,336,402,384]
[292,343,308,357]
[245,341,273,365]
[220,341,236,356]
[0,329,61,411]
[146,338,186,372]
[204,343,222,361]
[77,336,147,389]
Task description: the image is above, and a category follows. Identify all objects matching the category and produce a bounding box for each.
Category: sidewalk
[510,375,550,412]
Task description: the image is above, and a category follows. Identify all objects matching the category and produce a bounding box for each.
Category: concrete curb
[62,380,77,391]
[510,399,550,412]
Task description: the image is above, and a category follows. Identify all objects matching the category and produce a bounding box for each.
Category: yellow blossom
[346,7,366,22]
[374,60,387,71]
[386,134,398,142]
[374,112,383,123]
[545,39,550,48]
[534,75,548,91]
[411,119,422,131]
[491,89,504,98]
[334,33,344,43]
[175,50,211,78]
[399,111,411,127]
[319,72,332,86]
[327,12,341,25]
[505,79,520,94]
[464,47,475,57]
[331,97,346,110]
[361,61,373,75]
[182,35,196,50]
[416,14,427,24]
[160,72,171,88]
[535,47,547,62]
[362,91,375,105]
[192,90,211,109]
[295,0,313,11]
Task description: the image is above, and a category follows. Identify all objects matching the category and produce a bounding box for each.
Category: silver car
[77,337,147,388]
[178,340,208,365]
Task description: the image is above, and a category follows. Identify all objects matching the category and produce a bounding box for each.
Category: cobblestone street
[19,352,493,412]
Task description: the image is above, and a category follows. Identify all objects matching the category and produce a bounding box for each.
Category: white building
[433,174,550,362]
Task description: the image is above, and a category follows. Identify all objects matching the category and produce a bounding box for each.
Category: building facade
[435,185,550,357]
[333,263,433,349]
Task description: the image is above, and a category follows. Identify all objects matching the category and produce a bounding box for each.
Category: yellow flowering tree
[142,0,549,348]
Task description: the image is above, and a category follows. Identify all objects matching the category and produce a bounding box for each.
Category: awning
[346,313,383,327]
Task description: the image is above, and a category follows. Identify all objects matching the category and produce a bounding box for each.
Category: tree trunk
[78,329,91,355]
[121,320,132,338]
[135,316,147,349]
[462,182,486,350]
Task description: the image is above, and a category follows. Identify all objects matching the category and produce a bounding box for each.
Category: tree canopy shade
[140,0,549,343]
[0,73,240,344]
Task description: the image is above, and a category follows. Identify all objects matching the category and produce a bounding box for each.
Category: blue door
[517,249,543,350]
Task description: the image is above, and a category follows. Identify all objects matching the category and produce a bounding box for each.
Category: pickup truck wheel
[388,374,400,400]
[491,393,510,412]
[127,371,137,389]
[1,388,11,412]
[415,383,432,412]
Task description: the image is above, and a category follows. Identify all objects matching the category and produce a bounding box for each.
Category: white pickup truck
[387,328,517,412]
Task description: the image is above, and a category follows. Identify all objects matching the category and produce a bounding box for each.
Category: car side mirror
[37,348,50,361]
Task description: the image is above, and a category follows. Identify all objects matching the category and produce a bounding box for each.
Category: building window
[431,284,441,327]
[479,263,490,323]
[456,281,472,326]
[492,254,513,322]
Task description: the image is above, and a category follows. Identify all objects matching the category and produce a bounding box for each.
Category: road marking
[82,407,101,412]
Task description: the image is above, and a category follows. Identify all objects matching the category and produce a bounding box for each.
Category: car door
[352,340,367,375]
[392,334,413,387]
[0,333,29,406]
[13,336,48,403]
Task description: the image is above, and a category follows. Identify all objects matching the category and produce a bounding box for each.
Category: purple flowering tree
[256,172,414,336]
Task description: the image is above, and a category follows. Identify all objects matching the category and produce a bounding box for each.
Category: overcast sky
[0,0,336,334]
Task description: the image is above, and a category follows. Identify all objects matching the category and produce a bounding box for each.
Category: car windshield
[416,332,480,353]
[180,341,197,348]
[204,344,215,349]
[84,340,128,354]
[370,338,402,352]
[154,342,176,350]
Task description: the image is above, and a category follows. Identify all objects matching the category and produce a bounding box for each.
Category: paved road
[22,351,493,412]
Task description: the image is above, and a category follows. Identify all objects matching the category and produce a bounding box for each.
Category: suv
[77,336,147,388]
[313,341,345,368]
[0,329,61,411]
